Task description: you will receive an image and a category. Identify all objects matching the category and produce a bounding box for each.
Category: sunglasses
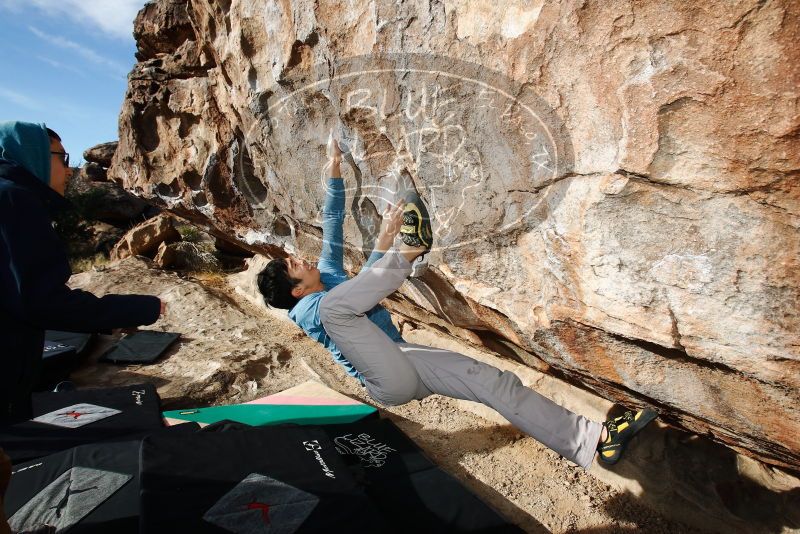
[51,151,70,167]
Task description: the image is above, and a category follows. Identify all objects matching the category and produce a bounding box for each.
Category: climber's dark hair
[257,258,300,310]
[45,128,61,141]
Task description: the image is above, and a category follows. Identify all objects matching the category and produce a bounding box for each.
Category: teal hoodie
[0,121,51,185]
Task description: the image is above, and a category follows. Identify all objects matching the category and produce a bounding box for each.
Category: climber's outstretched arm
[318,133,346,274]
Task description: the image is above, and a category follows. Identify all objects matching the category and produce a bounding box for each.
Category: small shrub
[177,224,203,243]
[70,188,107,220]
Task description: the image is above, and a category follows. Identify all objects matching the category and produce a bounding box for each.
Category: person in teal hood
[0,121,165,424]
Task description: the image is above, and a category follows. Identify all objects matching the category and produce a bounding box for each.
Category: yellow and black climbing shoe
[400,192,433,252]
[597,408,658,465]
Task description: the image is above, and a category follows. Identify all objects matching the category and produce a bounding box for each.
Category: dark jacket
[0,159,160,421]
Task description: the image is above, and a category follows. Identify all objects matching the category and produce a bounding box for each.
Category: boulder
[84,221,125,256]
[214,236,254,257]
[228,255,271,309]
[154,241,221,272]
[81,162,108,182]
[83,141,118,168]
[111,0,800,469]
[68,167,149,224]
[111,213,180,261]
[57,220,124,260]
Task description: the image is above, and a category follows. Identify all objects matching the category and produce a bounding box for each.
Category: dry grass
[70,253,110,273]
[191,271,228,287]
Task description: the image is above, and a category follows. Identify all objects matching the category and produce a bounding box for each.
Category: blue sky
[0,0,147,164]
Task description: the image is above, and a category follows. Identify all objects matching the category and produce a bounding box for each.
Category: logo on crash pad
[32,403,122,428]
[9,466,131,532]
[333,432,397,468]
[203,473,319,533]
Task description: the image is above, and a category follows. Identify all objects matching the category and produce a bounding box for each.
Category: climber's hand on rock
[327,129,342,163]
[381,202,404,238]
[324,129,343,179]
[374,202,404,252]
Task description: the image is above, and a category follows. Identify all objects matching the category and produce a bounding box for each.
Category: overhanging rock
[111,0,800,469]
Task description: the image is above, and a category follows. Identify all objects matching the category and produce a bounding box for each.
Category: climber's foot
[597,408,658,465]
[400,192,432,250]
[399,191,432,276]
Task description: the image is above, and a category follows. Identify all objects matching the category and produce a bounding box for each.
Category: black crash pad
[44,331,93,357]
[0,384,164,464]
[37,331,95,390]
[322,419,522,533]
[99,331,180,364]
[5,424,200,534]
[140,424,387,533]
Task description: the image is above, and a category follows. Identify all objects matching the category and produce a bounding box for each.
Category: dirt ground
[67,259,710,533]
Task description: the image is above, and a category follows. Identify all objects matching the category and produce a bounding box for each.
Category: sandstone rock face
[83,141,118,168]
[154,240,222,271]
[82,221,125,256]
[81,162,108,182]
[111,213,180,260]
[214,236,253,257]
[112,0,800,468]
[69,166,149,223]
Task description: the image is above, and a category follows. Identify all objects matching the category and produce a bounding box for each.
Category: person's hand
[324,129,343,179]
[378,203,405,242]
[327,129,343,163]
[159,299,167,316]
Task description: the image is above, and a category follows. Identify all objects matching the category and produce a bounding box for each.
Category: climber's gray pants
[320,250,603,469]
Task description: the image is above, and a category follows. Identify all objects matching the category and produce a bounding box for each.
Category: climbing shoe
[597,408,658,465]
[400,192,433,252]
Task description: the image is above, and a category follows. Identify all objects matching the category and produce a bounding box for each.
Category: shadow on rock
[593,406,800,533]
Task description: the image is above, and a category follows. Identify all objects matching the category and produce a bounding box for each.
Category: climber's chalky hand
[327,128,343,163]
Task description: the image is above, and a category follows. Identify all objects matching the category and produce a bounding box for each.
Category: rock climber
[258,131,657,469]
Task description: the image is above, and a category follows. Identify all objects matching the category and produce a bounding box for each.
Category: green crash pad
[162,403,376,427]
[162,380,378,427]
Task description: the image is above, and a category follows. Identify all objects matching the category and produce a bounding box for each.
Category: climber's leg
[322,248,414,317]
[398,342,603,469]
[320,250,428,406]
